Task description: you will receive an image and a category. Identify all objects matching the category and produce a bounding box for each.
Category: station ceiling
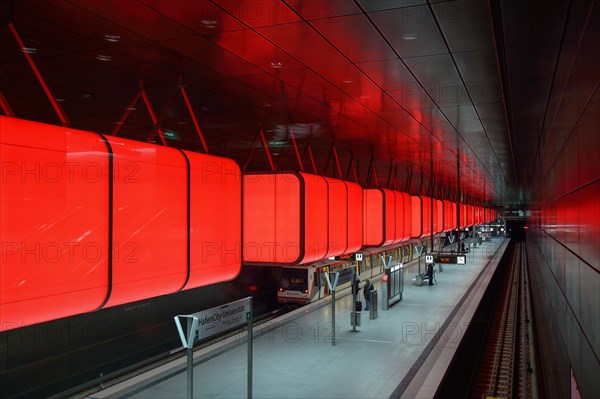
[0,0,570,206]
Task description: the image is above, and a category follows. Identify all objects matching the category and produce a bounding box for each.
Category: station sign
[425,255,434,263]
[174,297,251,348]
[355,253,363,261]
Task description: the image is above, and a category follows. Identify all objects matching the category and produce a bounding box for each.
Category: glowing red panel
[402,193,412,241]
[420,196,432,237]
[244,174,276,263]
[392,191,404,244]
[301,173,328,263]
[103,137,188,307]
[325,177,347,258]
[467,205,474,226]
[0,117,109,330]
[244,173,299,264]
[244,172,329,265]
[411,196,422,238]
[364,189,385,246]
[443,200,452,232]
[382,189,396,245]
[345,181,363,253]
[186,152,241,285]
[460,204,467,228]
[452,203,457,228]
[436,200,444,233]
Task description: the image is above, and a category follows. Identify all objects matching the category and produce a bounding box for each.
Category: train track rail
[470,242,531,399]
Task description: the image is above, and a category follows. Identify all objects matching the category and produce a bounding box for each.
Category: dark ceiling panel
[403,53,471,107]
[257,22,348,69]
[212,0,301,28]
[66,0,196,41]
[356,0,426,12]
[286,0,362,20]
[310,14,397,63]
[370,5,448,58]
[453,49,502,104]
[431,0,494,52]
[140,0,248,35]
[1,0,553,205]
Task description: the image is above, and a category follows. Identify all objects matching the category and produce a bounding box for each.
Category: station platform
[87,239,509,399]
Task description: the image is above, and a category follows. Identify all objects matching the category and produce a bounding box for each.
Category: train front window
[280,268,307,291]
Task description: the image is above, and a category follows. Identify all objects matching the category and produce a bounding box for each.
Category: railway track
[470,242,531,399]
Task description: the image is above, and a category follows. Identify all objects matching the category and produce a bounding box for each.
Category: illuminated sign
[457,256,466,265]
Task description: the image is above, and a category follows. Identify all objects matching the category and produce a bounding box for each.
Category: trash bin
[369,290,378,320]
[351,311,361,326]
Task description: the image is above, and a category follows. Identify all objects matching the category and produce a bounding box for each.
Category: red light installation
[0,117,109,329]
[435,199,444,233]
[243,172,329,265]
[364,188,385,246]
[104,137,188,307]
[403,193,412,241]
[301,173,328,263]
[325,177,347,258]
[346,181,363,253]
[460,204,467,228]
[383,189,396,245]
[392,191,404,244]
[420,196,432,237]
[186,152,241,286]
[411,196,422,238]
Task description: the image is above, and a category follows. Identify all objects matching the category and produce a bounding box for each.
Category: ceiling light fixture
[125,106,136,111]
[96,54,112,61]
[19,47,37,54]
[103,34,122,42]
[270,62,283,69]
[201,20,218,28]
[401,32,418,40]
[342,79,353,84]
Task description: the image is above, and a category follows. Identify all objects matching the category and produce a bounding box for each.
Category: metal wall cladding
[528,5,600,396]
[0,117,110,329]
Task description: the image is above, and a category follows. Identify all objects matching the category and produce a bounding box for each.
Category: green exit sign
[267,140,287,147]
[163,130,178,139]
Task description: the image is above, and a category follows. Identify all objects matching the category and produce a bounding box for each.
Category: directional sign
[324,272,340,291]
[425,255,434,263]
[174,297,251,348]
[355,253,363,261]
[457,256,466,265]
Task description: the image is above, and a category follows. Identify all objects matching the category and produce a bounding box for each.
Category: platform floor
[88,239,509,399]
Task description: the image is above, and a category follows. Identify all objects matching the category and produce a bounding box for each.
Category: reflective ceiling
[0,0,572,207]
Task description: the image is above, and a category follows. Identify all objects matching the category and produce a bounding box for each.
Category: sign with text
[425,255,434,263]
[175,297,251,348]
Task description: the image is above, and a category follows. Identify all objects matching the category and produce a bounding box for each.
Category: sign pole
[324,272,339,346]
[186,318,195,399]
[247,297,253,399]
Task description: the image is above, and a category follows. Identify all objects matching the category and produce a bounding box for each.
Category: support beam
[9,22,69,126]
[0,90,15,117]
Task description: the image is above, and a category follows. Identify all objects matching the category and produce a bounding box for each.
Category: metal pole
[331,288,336,346]
[247,298,253,399]
[186,322,194,399]
[352,268,357,332]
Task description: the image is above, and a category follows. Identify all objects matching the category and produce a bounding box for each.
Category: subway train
[0,116,494,331]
